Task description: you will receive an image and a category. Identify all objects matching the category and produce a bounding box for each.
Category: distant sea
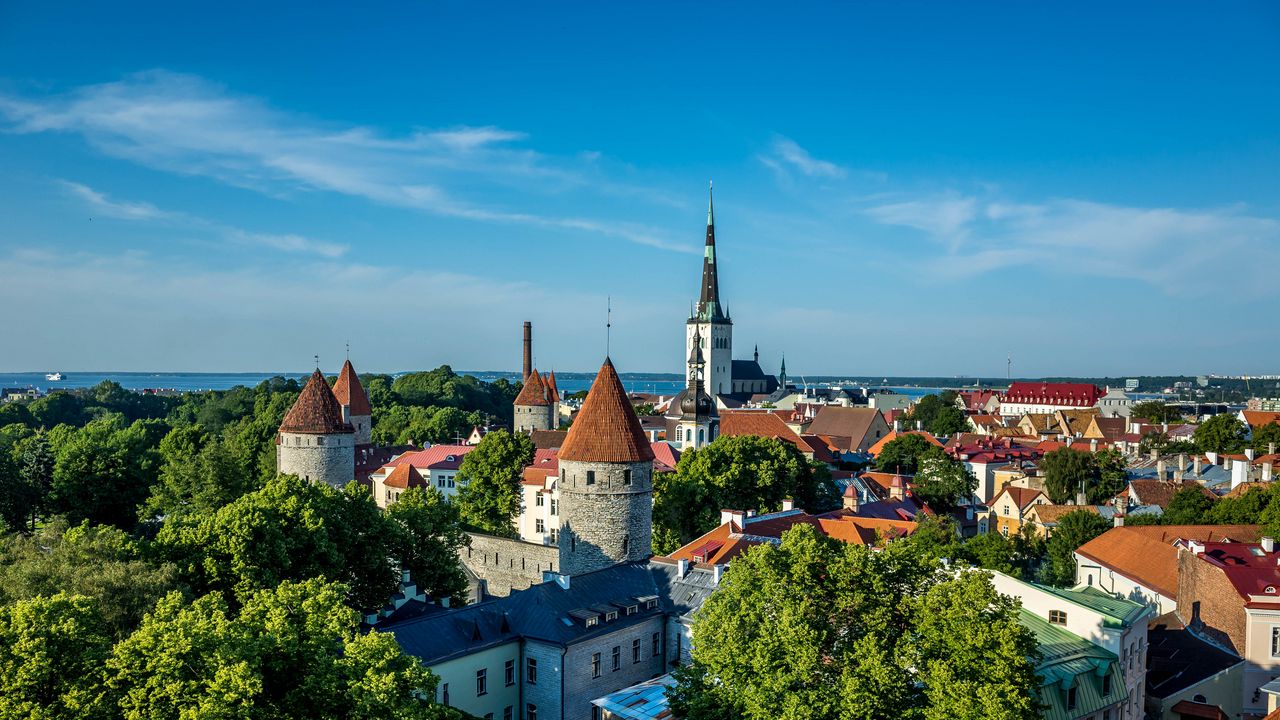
[0,370,951,400]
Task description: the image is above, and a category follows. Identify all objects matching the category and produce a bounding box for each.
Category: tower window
[317,436,325,446]
[586,471,595,485]
[622,535,629,554]
[623,469,632,486]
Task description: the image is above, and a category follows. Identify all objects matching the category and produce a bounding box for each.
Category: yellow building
[987,486,1049,537]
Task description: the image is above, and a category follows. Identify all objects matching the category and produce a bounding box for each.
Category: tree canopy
[1130,401,1184,423]
[386,487,471,605]
[1194,414,1248,454]
[873,433,943,475]
[1040,447,1124,505]
[897,393,968,437]
[668,525,1041,720]
[454,429,534,537]
[1042,510,1111,586]
[652,435,838,554]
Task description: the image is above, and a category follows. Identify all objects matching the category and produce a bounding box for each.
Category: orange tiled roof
[280,370,353,434]
[807,406,884,450]
[719,411,803,445]
[383,463,428,490]
[990,486,1046,510]
[1026,504,1100,525]
[1242,411,1280,429]
[332,359,372,416]
[1075,524,1261,598]
[558,358,655,464]
[1128,480,1216,509]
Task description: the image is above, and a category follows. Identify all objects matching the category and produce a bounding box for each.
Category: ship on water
[45,372,63,381]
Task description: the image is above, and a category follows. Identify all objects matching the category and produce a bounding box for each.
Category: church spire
[696,181,725,322]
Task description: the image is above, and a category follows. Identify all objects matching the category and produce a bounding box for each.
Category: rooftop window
[1049,610,1067,625]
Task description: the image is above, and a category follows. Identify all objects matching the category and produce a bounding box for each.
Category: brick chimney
[522,321,533,380]
[1157,459,1167,481]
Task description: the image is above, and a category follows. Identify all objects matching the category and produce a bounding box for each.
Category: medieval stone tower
[513,322,559,433]
[332,359,372,446]
[277,368,356,487]
[556,357,654,576]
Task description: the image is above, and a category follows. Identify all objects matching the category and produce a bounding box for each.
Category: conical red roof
[514,368,551,407]
[559,358,655,463]
[280,370,353,434]
[546,371,559,401]
[333,359,372,416]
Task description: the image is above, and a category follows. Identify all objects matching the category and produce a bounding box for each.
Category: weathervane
[606,296,613,356]
[314,354,319,370]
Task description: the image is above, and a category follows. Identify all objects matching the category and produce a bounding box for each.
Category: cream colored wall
[1243,608,1280,716]
[429,641,522,719]
[1074,554,1173,615]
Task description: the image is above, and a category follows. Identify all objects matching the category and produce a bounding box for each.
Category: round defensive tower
[277,369,356,487]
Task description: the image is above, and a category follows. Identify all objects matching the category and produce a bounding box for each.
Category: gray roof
[384,561,706,665]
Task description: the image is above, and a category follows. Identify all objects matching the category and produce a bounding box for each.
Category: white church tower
[686,183,733,399]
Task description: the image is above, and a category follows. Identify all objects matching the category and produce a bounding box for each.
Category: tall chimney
[1194,455,1203,478]
[1157,459,1167,481]
[522,321,532,380]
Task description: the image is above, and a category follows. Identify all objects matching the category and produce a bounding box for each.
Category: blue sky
[2,2,1277,377]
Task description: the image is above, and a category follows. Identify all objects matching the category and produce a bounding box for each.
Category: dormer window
[1102,673,1112,697]
[586,616,598,628]
[605,611,618,622]
[1049,610,1067,625]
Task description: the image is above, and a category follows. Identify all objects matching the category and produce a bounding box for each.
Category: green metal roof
[1020,610,1126,720]
[1032,582,1146,628]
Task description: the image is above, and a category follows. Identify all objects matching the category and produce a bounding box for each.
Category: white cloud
[58,179,348,258]
[761,136,847,179]
[0,71,690,253]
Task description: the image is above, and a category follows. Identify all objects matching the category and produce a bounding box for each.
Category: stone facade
[558,459,653,576]
[460,533,559,597]
[344,410,372,445]
[515,403,555,434]
[562,616,667,719]
[276,430,355,487]
[1178,548,1248,654]
[522,640,565,720]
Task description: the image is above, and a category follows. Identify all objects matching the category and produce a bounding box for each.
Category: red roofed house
[947,436,1045,503]
[368,444,476,503]
[374,463,429,508]
[1176,538,1280,717]
[1240,410,1280,432]
[987,486,1050,538]
[517,449,561,544]
[957,389,1002,414]
[999,381,1105,418]
[806,406,891,453]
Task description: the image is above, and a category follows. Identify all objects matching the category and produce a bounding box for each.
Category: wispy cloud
[759,136,847,179]
[58,179,348,258]
[0,71,690,253]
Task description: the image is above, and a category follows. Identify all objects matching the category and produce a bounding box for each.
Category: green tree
[0,593,115,720]
[386,487,470,605]
[668,525,1041,720]
[912,455,978,514]
[454,430,534,536]
[156,475,399,610]
[874,433,944,475]
[1194,414,1248,454]
[0,449,33,532]
[47,414,159,530]
[27,392,87,429]
[1040,447,1097,504]
[0,520,180,638]
[1131,401,1184,423]
[652,435,838,552]
[900,394,968,436]
[16,434,54,530]
[0,402,34,429]
[1253,422,1280,455]
[108,579,457,720]
[1042,510,1110,586]
[142,436,255,522]
[1210,483,1274,524]
[1162,486,1216,524]
[1092,447,1128,503]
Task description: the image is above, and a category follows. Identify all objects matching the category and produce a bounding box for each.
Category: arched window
[698,428,705,444]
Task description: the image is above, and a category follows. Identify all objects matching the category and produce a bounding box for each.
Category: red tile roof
[546,370,560,402]
[514,368,552,407]
[650,442,681,473]
[806,406,885,451]
[989,486,1047,510]
[383,463,428,490]
[558,358,655,464]
[332,359,371,416]
[1075,525,1261,599]
[279,369,353,434]
[1242,411,1280,429]
[1196,541,1280,605]
[529,429,568,450]
[381,444,475,473]
[1003,381,1104,407]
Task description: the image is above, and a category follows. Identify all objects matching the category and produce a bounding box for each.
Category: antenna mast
[606,296,612,356]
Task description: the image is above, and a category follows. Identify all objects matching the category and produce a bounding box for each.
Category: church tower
[676,327,718,449]
[687,183,733,398]
[277,369,355,487]
[557,357,654,576]
[332,359,372,446]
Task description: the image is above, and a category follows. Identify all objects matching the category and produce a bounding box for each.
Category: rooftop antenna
[606,296,612,357]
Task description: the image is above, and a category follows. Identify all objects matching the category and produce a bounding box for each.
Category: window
[504,707,512,720]
[536,494,545,507]
[623,469,632,486]
[1103,711,1110,720]
[442,682,450,706]
[536,519,545,533]
[586,471,595,485]
[1049,610,1067,625]
[633,638,641,663]
[1066,686,1077,712]
[317,436,325,445]
[1272,626,1280,657]
[591,652,601,678]
[646,599,658,610]
[438,478,446,488]
[526,657,537,684]
[612,645,621,671]
[586,616,598,628]
[652,632,661,657]
[593,708,601,720]
[550,498,557,515]
[526,704,537,720]
[1102,673,1112,697]
[1193,694,1207,704]
[476,668,487,696]
[550,528,558,544]
[1002,504,1010,516]
[622,536,629,554]
[605,610,618,622]
[505,659,515,686]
